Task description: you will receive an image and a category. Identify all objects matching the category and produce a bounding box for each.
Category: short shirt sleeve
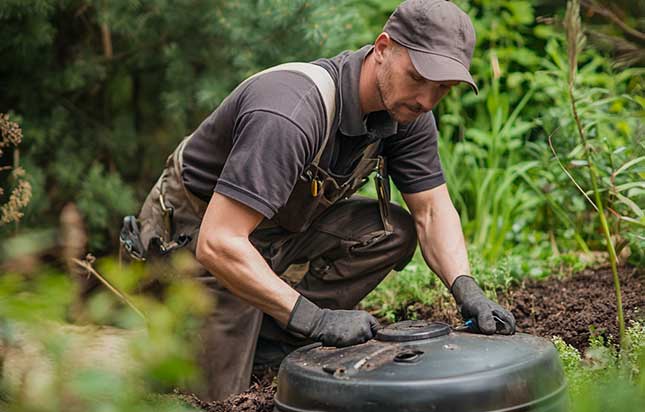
[383,112,445,194]
[214,110,311,218]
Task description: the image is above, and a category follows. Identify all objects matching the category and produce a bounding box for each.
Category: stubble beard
[376,63,418,124]
[376,63,405,123]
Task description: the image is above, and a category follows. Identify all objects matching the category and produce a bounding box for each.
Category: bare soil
[407,265,644,352]
[503,265,643,350]
[175,369,278,412]
[180,265,644,412]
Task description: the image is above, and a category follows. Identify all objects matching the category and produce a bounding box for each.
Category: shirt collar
[338,45,398,138]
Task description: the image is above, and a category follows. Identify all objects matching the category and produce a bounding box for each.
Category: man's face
[376,45,459,124]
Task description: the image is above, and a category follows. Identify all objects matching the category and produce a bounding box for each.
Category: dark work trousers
[136,137,418,401]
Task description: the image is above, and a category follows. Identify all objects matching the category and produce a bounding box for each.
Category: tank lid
[376,320,450,342]
[275,321,568,412]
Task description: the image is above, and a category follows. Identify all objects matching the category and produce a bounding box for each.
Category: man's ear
[373,32,392,64]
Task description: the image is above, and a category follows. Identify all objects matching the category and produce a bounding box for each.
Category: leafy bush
[527,7,644,264]
[413,0,641,270]
[552,320,645,412]
[0,250,213,412]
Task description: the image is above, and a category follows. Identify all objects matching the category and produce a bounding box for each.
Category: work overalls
[129,66,419,401]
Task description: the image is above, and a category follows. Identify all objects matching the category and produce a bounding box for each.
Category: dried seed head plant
[0,113,32,226]
[0,113,23,148]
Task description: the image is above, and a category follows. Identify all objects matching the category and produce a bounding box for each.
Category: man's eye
[411,74,424,82]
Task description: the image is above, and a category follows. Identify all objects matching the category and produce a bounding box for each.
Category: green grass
[361,243,592,323]
[361,250,444,323]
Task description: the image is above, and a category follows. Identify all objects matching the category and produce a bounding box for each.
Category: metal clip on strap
[159,192,174,240]
[375,156,393,234]
[311,179,321,197]
[148,234,191,258]
[150,170,192,257]
[120,216,147,261]
[158,173,174,242]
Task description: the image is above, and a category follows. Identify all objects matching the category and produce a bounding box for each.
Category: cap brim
[408,49,479,94]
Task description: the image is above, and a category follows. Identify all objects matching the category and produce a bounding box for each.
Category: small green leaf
[616,193,644,217]
[613,182,645,193]
[569,160,588,167]
[614,156,645,177]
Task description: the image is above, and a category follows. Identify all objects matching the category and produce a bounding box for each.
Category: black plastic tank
[274,321,567,412]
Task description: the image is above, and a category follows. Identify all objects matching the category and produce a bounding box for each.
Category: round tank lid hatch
[376,320,450,342]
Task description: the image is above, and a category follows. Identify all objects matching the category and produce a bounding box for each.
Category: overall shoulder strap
[245,62,337,167]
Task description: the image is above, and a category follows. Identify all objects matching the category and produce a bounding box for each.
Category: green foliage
[554,0,631,345]
[437,0,642,268]
[435,1,560,265]
[0,272,74,323]
[552,321,645,412]
[0,0,367,252]
[76,164,137,250]
[356,0,569,269]
[361,250,443,322]
[0,252,213,411]
[532,2,643,259]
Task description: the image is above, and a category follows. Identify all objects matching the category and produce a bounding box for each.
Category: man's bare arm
[402,183,469,288]
[403,184,516,334]
[195,192,380,345]
[195,192,300,326]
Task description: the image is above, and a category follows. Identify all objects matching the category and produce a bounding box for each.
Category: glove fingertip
[478,314,496,335]
[370,318,380,334]
[502,320,516,335]
[493,309,517,335]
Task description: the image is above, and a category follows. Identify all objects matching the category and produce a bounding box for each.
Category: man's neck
[359,50,384,115]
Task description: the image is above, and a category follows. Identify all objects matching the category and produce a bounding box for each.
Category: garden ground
[177,264,644,412]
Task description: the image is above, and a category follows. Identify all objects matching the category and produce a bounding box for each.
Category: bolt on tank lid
[376,320,450,342]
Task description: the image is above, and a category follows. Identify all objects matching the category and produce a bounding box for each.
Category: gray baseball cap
[383,0,478,93]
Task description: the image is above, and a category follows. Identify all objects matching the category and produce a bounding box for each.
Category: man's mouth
[406,105,424,114]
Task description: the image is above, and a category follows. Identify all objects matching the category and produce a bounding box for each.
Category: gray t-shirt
[182,45,445,219]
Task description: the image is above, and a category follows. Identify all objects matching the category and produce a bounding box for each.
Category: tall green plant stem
[565,0,625,347]
[567,78,625,347]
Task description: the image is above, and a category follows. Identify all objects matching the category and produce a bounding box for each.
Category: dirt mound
[393,265,644,352]
[503,265,643,351]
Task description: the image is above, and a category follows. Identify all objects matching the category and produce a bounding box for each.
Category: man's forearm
[415,201,470,289]
[196,234,300,326]
[404,186,515,334]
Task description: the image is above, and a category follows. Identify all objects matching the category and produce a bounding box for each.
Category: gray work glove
[451,275,516,335]
[287,296,379,347]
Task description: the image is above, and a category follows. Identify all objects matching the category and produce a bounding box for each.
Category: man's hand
[451,275,515,335]
[287,296,379,347]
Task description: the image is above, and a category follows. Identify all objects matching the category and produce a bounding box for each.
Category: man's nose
[417,85,440,112]
[416,92,436,112]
